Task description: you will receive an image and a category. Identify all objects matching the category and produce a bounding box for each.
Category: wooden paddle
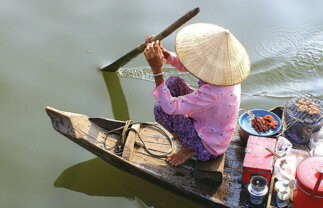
[100,7,200,72]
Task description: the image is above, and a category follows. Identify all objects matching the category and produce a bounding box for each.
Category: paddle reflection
[102,71,130,121]
[54,158,203,208]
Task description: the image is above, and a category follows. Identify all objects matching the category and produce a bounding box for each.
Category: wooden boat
[45,106,283,207]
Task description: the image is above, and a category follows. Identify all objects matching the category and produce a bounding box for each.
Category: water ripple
[257,26,323,69]
[119,67,200,88]
[248,26,323,98]
[293,38,323,71]
[256,26,316,59]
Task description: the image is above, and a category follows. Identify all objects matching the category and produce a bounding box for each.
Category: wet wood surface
[46,106,247,207]
[195,154,225,186]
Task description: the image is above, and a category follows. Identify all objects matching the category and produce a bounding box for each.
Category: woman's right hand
[144,40,165,87]
[144,40,163,73]
[145,35,170,59]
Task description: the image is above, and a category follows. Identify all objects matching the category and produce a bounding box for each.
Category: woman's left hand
[144,40,164,74]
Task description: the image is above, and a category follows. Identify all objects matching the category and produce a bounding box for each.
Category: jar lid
[282,180,290,187]
[248,183,268,196]
[295,157,323,196]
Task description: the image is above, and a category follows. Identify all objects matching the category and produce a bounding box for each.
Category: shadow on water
[54,158,202,208]
[102,71,130,121]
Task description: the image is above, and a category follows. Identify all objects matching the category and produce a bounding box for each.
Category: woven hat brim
[175,23,251,86]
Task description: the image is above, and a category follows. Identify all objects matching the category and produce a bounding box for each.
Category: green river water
[1,0,322,207]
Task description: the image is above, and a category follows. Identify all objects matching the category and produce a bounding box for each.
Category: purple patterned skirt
[154,76,215,161]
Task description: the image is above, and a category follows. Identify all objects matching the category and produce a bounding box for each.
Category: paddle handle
[137,7,200,51]
[101,7,200,72]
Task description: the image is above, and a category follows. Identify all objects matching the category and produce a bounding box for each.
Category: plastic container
[276,186,291,208]
[293,157,323,208]
[274,179,290,194]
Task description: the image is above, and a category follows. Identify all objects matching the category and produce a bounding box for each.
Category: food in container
[283,96,323,146]
[251,115,279,133]
[294,97,321,115]
[239,109,282,143]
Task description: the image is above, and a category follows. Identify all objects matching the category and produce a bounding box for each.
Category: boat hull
[46,106,250,207]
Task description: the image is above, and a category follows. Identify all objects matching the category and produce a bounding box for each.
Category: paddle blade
[101,47,142,72]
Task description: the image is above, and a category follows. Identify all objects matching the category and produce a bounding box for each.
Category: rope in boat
[107,120,174,158]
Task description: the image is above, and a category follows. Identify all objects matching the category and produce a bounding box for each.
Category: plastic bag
[274,148,309,184]
[312,143,323,156]
[275,136,292,157]
[309,126,323,156]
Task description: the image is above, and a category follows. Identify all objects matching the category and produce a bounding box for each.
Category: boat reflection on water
[54,158,202,208]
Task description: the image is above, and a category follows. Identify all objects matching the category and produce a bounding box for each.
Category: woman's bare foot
[167,146,196,166]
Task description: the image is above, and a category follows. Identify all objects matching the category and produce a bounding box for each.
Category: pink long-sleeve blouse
[151,52,241,156]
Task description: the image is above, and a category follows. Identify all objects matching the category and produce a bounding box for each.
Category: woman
[144,23,251,166]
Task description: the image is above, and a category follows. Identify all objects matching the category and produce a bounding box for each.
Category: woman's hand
[144,40,164,74]
[145,35,170,59]
[144,37,165,87]
[145,35,154,45]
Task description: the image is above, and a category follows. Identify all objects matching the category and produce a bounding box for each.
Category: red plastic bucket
[293,157,323,208]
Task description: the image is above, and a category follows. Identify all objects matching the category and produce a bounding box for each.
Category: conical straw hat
[175,23,251,85]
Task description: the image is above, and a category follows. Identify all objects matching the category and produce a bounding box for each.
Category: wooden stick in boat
[266,146,281,207]
[306,147,312,157]
[265,148,281,158]
[266,169,276,208]
[100,7,200,72]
